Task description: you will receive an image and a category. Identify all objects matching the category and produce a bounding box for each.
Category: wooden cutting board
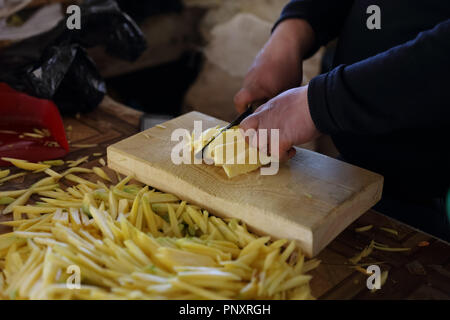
[107,111,383,257]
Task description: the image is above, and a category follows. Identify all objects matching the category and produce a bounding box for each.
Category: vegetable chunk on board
[189,127,270,178]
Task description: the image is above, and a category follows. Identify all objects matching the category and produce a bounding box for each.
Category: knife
[195,100,264,160]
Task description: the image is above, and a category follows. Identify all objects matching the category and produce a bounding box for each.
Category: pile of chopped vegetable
[0,157,319,300]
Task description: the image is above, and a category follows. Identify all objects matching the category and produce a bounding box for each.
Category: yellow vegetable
[64,174,98,189]
[349,242,374,265]
[3,176,56,214]
[1,158,50,171]
[373,245,410,252]
[42,160,65,166]
[60,167,93,177]
[71,144,98,148]
[23,132,44,139]
[92,167,112,182]
[0,184,59,198]
[67,156,89,168]
[0,172,27,184]
[355,225,373,232]
[190,127,266,178]
[379,227,399,236]
[44,168,62,179]
[0,169,318,300]
[0,197,15,205]
[0,170,10,179]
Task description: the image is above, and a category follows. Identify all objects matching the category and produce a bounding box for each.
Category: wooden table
[1,98,449,300]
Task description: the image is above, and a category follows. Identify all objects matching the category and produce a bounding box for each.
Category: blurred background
[0,0,337,156]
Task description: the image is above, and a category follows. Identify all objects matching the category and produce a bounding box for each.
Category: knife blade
[195,100,264,160]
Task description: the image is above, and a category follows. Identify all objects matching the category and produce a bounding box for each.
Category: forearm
[308,19,450,135]
[273,0,354,57]
[270,19,315,60]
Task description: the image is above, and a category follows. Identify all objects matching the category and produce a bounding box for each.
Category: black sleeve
[308,19,450,135]
[273,0,354,56]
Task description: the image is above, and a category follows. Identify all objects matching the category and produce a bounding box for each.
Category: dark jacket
[275,0,450,199]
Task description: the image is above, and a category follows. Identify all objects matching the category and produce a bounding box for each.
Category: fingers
[239,112,259,132]
[239,113,259,148]
[286,147,297,161]
[253,103,266,113]
[275,147,296,163]
[234,83,269,114]
[270,137,296,162]
[288,147,296,159]
[234,88,254,114]
[239,111,295,163]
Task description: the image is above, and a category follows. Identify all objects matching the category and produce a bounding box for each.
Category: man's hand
[240,85,321,162]
[234,19,315,113]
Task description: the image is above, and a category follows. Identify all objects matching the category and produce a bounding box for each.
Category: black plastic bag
[0,0,147,115]
[116,0,183,24]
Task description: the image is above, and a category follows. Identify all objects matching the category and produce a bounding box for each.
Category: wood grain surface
[1,98,449,299]
[107,111,384,257]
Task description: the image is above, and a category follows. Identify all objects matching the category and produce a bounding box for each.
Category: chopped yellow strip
[89,205,114,240]
[99,158,106,167]
[14,231,53,239]
[0,170,10,179]
[44,169,62,179]
[40,198,82,208]
[3,177,56,215]
[93,153,102,157]
[0,168,316,300]
[373,241,389,247]
[60,167,93,177]
[301,259,321,273]
[170,278,230,300]
[92,167,112,182]
[349,242,374,265]
[379,227,399,236]
[12,205,58,216]
[115,175,134,190]
[0,184,58,198]
[353,265,370,275]
[71,144,98,148]
[355,225,373,232]
[0,130,17,134]
[1,157,50,171]
[380,270,389,287]
[67,156,89,168]
[0,172,26,184]
[0,197,15,205]
[41,160,65,166]
[64,174,98,189]
[23,132,44,139]
[373,245,410,252]
[33,128,47,136]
